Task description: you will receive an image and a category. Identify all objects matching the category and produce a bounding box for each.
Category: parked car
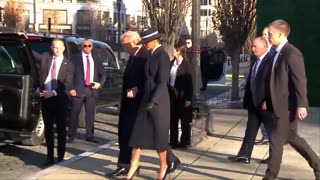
[0,33,123,146]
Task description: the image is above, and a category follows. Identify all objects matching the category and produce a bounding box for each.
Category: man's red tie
[51,57,57,90]
[85,56,91,86]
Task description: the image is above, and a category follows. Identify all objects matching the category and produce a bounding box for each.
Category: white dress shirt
[44,55,64,92]
[170,59,182,87]
[272,39,288,71]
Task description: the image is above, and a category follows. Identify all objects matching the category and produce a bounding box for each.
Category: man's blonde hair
[120,31,141,44]
[270,19,291,37]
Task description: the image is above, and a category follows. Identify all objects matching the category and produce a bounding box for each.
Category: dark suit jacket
[169,58,193,102]
[70,53,106,97]
[269,42,309,120]
[33,51,74,103]
[243,52,272,110]
[122,47,148,96]
[119,46,148,120]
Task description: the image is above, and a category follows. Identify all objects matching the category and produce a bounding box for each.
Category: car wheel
[21,114,45,146]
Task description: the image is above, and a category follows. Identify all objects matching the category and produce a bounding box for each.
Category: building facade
[0,0,143,41]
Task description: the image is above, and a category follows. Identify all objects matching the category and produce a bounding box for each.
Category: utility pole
[33,0,36,32]
[117,0,122,61]
[192,0,201,101]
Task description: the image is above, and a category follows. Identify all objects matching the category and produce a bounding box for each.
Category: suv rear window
[27,36,52,54]
[0,42,25,75]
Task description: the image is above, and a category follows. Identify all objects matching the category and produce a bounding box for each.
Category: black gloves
[146,102,158,112]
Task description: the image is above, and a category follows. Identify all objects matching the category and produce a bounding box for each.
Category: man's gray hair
[120,31,141,44]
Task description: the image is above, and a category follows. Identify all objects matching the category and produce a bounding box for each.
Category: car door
[0,34,40,133]
[93,43,123,106]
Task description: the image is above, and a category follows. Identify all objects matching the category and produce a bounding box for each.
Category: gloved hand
[146,102,158,112]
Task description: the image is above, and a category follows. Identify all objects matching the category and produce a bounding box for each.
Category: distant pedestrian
[185,37,193,63]
[68,39,106,144]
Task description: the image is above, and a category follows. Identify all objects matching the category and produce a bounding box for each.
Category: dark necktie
[85,56,91,86]
[51,57,57,90]
[251,58,261,79]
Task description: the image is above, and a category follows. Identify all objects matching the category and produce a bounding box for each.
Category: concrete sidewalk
[29,108,320,180]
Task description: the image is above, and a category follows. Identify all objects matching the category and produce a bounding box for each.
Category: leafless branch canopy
[142,0,191,46]
[212,0,256,54]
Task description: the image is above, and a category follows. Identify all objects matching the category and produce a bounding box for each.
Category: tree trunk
[231,47,241,100]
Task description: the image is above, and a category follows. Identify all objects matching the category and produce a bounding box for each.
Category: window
[93,46,117,68]
[43,9,67,24]
[113,12,118,24]
[201,0,211,5]
[77,10,90,25]
[201,9,208,16]
[0,44,25,75]
[66,42,81,56]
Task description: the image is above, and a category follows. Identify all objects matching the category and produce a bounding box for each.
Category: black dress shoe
[261,157,270,164]
[255,138,269,145]
[227,155,250,164]
[168,158,181,173]
[85,138,99,143]
[106,167,129,177]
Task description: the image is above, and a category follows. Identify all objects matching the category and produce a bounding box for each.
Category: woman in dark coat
[127,28,171,179]
[169,43,193,149]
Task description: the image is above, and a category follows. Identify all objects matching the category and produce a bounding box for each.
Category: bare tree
[3,0,25,32]
[142,0,192,52]
[212,0,256,100]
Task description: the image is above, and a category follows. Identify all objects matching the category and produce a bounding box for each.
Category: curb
[27,140,118,180]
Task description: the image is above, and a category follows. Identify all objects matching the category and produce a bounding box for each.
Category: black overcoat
[118,47,148,148]
[129,46,171,150]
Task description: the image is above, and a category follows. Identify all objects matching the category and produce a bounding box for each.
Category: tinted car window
[0,43,25,74]
[94,46,117,68]
[28,37,52,54]
[67,41,81,56]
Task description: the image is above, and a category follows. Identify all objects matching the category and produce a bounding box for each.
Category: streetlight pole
[192,0,201,101]
[117,0,122,61]
[33,0,36,32]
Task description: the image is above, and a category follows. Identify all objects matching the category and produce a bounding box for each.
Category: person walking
[126,28,172,180]
[169,43,193,149]
[228,37,274,164]
[255,26,271,146]
[68,39,106,144]
[32,38,74,165]
[263,19,320,180]
[106,31,148,177]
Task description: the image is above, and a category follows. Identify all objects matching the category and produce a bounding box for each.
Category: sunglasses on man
[83,44,92,48]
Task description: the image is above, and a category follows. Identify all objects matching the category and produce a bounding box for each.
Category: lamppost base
[190,96,210,146]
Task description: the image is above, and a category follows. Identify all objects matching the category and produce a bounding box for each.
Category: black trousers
[42,97,67,161]
[261,111,320,179]
[169,98,192,146]
[69,88,97,139]
[117,98,139,168]
[238,108,268,158]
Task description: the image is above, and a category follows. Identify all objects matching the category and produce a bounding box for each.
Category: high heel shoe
[157,167,170,180]
[126,166,140,180]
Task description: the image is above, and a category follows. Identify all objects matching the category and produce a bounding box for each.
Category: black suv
[0,33,123,146]
[26,33,123,106]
